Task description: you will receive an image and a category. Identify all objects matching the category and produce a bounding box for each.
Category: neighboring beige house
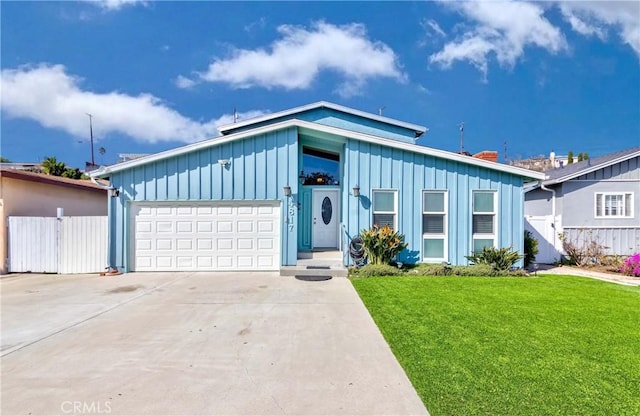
[0,169,108,274]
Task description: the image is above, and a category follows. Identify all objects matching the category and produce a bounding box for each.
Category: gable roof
[92,118,544,180]
[218,101,427,137]
[1,168,108,193]
[543,146,640,185]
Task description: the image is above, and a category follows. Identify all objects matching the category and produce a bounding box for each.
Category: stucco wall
[0,176,107,274]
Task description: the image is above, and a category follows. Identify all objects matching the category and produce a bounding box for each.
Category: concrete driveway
[1,272,428,415]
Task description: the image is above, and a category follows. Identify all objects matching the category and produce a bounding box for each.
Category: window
[372,190,397,230]
[595,193,633,218]
[472,191,496,253]
[423,191,447,262]
[301,147,340,185]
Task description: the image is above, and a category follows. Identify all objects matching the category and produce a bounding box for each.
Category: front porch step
[280,265,348,278]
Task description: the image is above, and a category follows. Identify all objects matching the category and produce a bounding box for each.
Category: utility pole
[86,113,95,165]
[459,122,465,153]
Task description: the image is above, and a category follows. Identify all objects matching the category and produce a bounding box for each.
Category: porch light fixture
[298,170,305,184]
[109,188,120,198]
[352,185,360,198]
[218,159,230,167]
[283,185,292,197]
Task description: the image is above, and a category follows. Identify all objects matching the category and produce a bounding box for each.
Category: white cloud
[0,64,265,144]
[423,19,446,38]
[175,75,196,89]
[186,21,405,97]
[430,1,567,78]
[558,1,640,56]
[90,0,145,10]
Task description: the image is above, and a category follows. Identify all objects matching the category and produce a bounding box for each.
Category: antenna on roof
[504,140,508,163]
[378,106,386,116]
[459,122,465,153]
[86,113,95,165]
[233,107,239,123]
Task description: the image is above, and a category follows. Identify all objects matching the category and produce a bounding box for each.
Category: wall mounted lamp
[298,170,306,184]
[283,185,292,197]
[352,185,360,198]
[218,159,231,168]
[109,188,120,198]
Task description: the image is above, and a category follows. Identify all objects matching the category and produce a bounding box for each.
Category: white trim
[543,149,640,185]
[372,189,398,230]
[562,225,640,229]
[218,101,427,135]
[594,192,634,219]
[92,119,544,180]
[422,190,448,262]
[471,190,498,252]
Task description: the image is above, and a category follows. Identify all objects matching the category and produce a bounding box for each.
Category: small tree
[62,167,83,179]
[567,151,574,164]
[583,152,589,160]
[0,156,11,163]
[42,157,66,176]
[524,230,539,268]
[577,152,584,162]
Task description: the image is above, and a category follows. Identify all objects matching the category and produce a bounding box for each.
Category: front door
[312,189,339,248]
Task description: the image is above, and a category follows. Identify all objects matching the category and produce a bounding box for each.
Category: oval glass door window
[321,197,332,224]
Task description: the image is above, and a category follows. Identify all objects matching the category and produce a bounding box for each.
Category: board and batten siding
[107,127,299,271]
[342,139,525,266]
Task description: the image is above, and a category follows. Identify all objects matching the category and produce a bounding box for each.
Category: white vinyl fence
[8,216,108,274]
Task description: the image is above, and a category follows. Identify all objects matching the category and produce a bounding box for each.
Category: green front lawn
[352,275,640,415]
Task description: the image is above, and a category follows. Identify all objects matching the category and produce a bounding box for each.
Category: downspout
[540,182,558,254]
[90,176,119,273]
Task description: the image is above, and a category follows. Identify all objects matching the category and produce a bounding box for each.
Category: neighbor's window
[595,193,633,218]
[423,191,447,262]
[472,191,497,253]
[372,190,397,230]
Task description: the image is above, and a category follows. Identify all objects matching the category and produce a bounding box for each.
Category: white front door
[312,189,339,248]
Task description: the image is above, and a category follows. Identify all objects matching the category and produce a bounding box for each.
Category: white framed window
[472,190,497,253]
[372,189,397,230]
[422,191,447,262]
[595,193,633,218]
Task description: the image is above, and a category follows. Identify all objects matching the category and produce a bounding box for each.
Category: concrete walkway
[535,264,640,286]
[1,272,428,415]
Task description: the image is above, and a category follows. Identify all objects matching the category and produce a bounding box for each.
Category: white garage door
[131,202,281,271]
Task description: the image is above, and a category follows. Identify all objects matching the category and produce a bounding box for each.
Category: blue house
[92,102,544,272]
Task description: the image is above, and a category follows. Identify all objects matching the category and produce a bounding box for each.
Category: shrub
[465,246,523,271]
[360,225,408,265]
[524,230,539,268]
[407,264,453,276]
[559,230,608,267]
[353,264,404,277]
[406,264,526,277]
[620,253,640,277]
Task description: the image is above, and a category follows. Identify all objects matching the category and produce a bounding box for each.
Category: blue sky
[2,0,639,169]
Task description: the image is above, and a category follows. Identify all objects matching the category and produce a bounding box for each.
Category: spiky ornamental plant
[360,225,408,265]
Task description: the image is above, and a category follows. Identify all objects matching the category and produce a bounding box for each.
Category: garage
[131,202,281,271]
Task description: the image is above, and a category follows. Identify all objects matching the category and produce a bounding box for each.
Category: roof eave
[218,101,427,135]
[95,118,545,180]
[542,150,640,185]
